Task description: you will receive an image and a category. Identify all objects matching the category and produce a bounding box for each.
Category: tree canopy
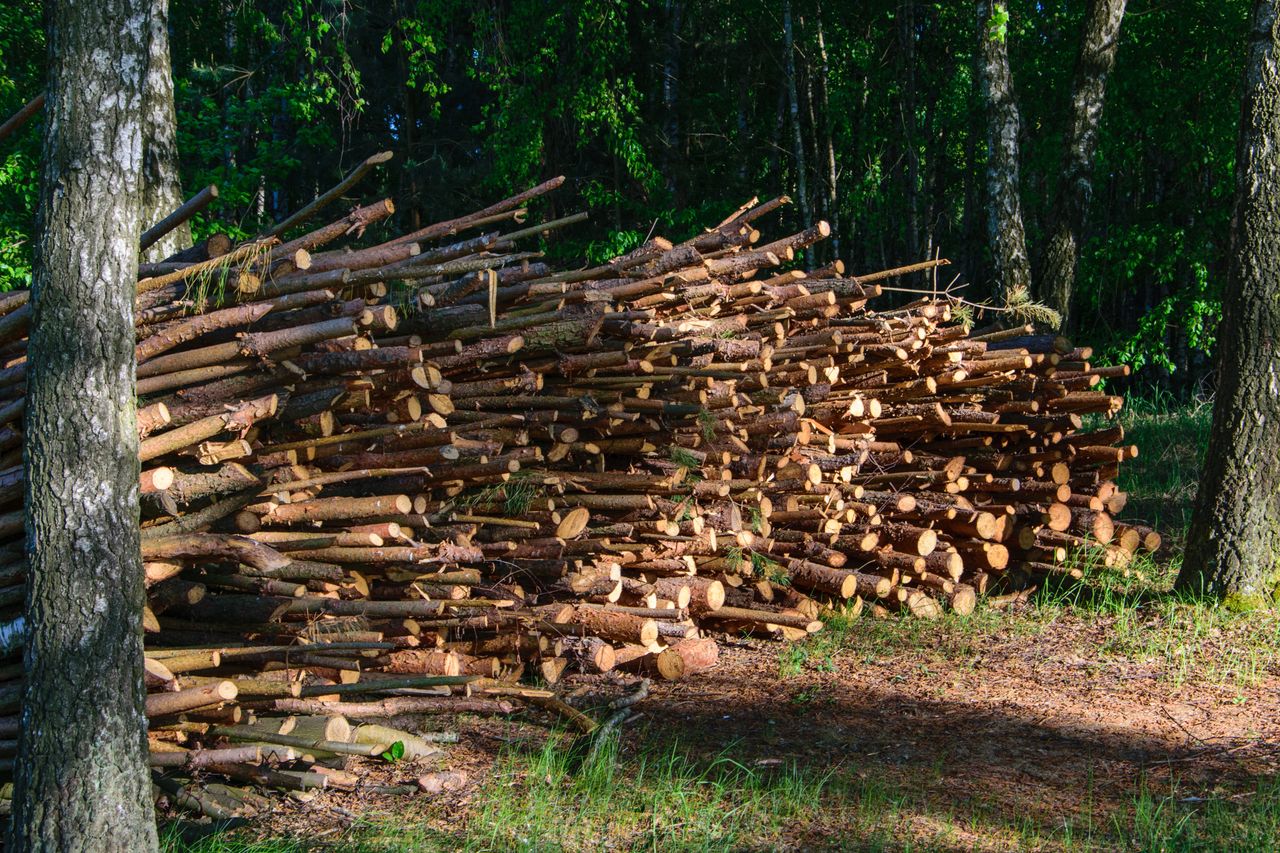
[0,0,1251,392]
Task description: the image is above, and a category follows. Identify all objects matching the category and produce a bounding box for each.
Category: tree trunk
[802,17,824,261]
[976,1,1031,300]
[7,0,159,849]
[1177,0,1280,607]
[140,0,190,263]
[902,1,922,263]
[814,4,840,259]
[1041,0,1127,329]
[662,0,683,201]
[782,0,812,240]
[736,51,752,183]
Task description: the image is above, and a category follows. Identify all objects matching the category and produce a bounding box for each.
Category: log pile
[0,163,1158,817]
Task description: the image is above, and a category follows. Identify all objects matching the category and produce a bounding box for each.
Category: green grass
[164,738,1280,852]
[1119,778,1280,853]
[458,736,838,851]
[1110,392,1213,536]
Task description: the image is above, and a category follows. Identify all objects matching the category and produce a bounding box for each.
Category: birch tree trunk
[1178,0,1280,608]
[7,0,159,849]
[1041,0,1127,329]
[976,1,1031,300]
[140,0,189,262]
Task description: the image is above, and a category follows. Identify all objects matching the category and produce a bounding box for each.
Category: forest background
[0,0,1246,394]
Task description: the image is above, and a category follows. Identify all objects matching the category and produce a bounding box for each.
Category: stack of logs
[0,162,1158,817]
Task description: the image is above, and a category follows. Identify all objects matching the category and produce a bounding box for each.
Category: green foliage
[460,471,543,517]
[169,1,369,238]
[469,0,660,197]
[583,227,644,265]
[1070,0,1246,384]
[1086,226,1222,375]
[668,447,702,470]
[380,4,449,104]
[1003,284,1062,330]
[750,551,787,585]
[0,0,1254,391]
[0,0,42,291]
[986,3,1011,43]
[697,408,718,443]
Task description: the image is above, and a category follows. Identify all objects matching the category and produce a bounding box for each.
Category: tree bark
[662,0,683,200]
[814,3,840,259]
[7,1,160,849]
[1041,0,1127,329]
[782,0,812,241]
[902,1,922,263]
[139,0,189,263]
[976,1,1031,300]
[1178,0,1280,606]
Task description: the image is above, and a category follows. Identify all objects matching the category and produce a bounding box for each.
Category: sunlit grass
[164,740,1280,853]
[1119,778,1280,853]
[1111,392,1212,537]
[344,734,855,852]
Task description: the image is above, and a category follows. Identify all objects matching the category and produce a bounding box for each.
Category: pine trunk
[814,5,840,259]
[140,0,189,263]
[662,0,683,200]
[902,1,922,263]
[7,0,159,849]
[976,1,1031,300]
[1178,0,1280,606]
[1041,0,1127,329]
[782,1,812,238]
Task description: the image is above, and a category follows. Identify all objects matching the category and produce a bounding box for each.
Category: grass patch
[1110,393,1212,537]
[1117,778,1280,853]
[164,738,1280,852]
[349,734,850,851]
[162,828,303,852]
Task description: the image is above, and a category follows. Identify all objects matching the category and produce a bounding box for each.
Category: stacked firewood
[0,162,1158,816]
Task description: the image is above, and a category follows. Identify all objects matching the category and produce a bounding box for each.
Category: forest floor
[166,399,1280,852]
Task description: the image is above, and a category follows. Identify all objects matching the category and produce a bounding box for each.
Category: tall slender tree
[1041,0,1127,329]
[782,0,811,235]
[901,0,922,263]
[976,0,1031,300]
[7,0,159,849]
[1177,0,1280,606]
[813,2,839,260]
[661,0,683,201]
[140,0,189,262]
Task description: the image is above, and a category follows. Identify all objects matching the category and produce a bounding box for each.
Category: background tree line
[0,0,1252,394]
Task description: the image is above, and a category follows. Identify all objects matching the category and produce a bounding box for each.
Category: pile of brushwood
[0,156,1157,819]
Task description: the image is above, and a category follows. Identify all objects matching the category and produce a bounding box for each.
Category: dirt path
[182,610,1280,850]
[640,615,1280,847]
